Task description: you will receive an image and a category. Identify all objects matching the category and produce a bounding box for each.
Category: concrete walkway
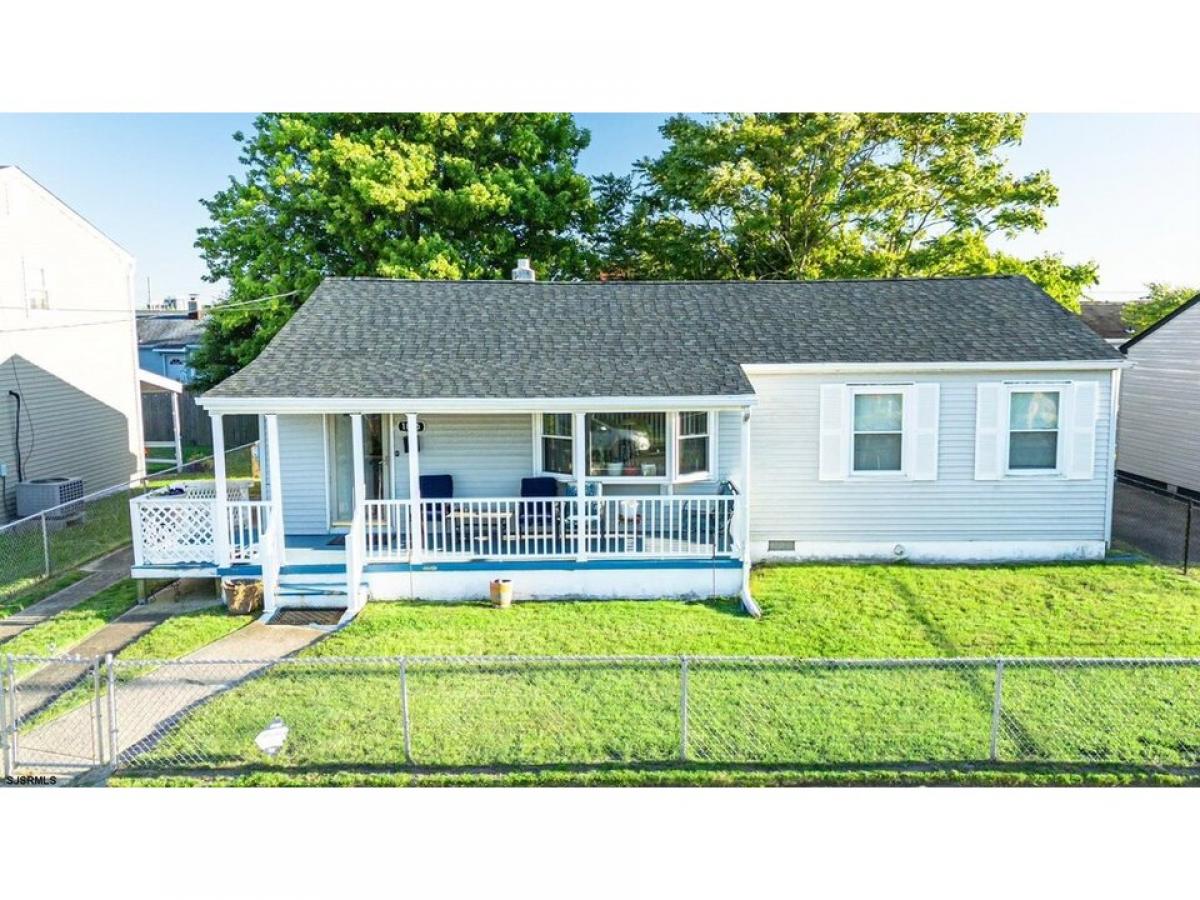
[0,546,133,645]
[11,619,325,781]
[12,596,220,721]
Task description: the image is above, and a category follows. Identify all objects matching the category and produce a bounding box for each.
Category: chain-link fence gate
[7,653,1200,783]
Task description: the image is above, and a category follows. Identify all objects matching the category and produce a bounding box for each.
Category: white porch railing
[131,493,270,568]
[133,493,740,569]
[363,499,413,562]
[363,495,738,563]
[226,500,272,563]
[129,497,216,565]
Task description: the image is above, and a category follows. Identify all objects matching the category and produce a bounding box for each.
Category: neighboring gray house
[128,267,1126,621]
[1117,293,1200,495]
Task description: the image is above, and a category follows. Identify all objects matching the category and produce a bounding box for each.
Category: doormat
[269,608,345,627]
[326,535,346,547]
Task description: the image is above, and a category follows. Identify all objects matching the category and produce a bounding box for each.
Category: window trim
[848,385,908,479]
[674,410,717,484]
[1003,383,1065,476]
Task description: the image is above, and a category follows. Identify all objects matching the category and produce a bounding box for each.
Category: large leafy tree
[599,113,1097,309]
[1121,282,1199,334]
[191,113,596,389]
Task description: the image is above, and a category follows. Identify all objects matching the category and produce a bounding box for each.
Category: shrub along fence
[0,442,258,603]
[5,654,1200,781]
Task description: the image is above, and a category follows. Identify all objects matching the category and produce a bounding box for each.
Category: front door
[327,414,391,527]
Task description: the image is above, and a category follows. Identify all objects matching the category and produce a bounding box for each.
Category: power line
[0,289,301,317]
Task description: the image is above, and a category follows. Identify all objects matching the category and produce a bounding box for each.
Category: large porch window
[536,410,715,482]
[587,412,667,477]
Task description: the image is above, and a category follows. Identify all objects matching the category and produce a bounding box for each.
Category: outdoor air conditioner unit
[16,476,85,520]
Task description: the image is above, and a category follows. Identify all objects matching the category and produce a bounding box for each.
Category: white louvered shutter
[909,384,940,481]
[974,383,1005,480]
[1064,380,1099,480]
[818,384,850,481]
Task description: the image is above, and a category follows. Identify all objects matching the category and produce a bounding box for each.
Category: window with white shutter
[818,384,850,481]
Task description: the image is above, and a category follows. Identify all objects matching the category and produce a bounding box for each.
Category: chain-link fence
[0,442,258,604]
[6,653,1200,782]
[1113,475,1198,573]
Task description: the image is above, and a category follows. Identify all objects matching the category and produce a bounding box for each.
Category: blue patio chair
[519,477,560,538]
[419,473,455,551]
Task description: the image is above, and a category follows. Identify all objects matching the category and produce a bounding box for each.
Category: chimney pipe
[511,258,536,282]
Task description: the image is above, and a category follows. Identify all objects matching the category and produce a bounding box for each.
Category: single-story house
[1116,292,1200,496]
[128,262,1127,620]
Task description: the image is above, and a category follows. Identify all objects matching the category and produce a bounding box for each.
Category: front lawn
[21,603,253,732]
[118,560,1200,785]
[3,580,139,674]
[0,570,87,620]
[315,559,1200,658]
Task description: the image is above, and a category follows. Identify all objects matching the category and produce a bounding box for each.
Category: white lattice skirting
[135,500,216,564]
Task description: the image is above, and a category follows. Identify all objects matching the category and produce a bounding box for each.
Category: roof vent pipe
[511,258,536,282]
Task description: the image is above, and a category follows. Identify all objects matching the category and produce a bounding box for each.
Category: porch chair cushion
[520,477,559,498]
[419,474,454,499]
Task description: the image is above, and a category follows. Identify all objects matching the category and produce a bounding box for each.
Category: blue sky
[1,113,1196,304]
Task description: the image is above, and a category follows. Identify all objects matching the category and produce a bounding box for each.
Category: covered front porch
[129,402,754,614]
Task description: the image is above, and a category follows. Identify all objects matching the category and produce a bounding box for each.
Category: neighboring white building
[0,165,142,523]
[1117,294,1200,495]
[128,269,1127,620]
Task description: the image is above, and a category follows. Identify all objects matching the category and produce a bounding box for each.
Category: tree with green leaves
[190,113,597,389]
[598,113,1097,309]
[1121,282,1199,334]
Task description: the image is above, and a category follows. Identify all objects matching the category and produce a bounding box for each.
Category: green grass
[2,580,139,674]
[19,603,253,732]
[0,570,87,620]
[120,560,1200,784]
[312,558,1200,658]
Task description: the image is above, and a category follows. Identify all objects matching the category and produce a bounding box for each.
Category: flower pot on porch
[490,578,513,608]
[606,462,624,476]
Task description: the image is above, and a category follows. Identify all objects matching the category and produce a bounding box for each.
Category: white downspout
[211,413,228,569]
[406,413,424,566]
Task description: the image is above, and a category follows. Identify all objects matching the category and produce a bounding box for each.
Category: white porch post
[170,391,183,471]
[210,413,228,567]
[739,405,759,616]
[265,413,284,530]
[350,414,367,514]
[406,413,424,563]
[573,411,587,561]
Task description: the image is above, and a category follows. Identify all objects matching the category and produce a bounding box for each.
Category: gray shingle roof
[206,276,1124,400]
[137,314,204,348]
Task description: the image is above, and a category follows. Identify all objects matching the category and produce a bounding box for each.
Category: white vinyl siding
[275,414,328,533]
[749,368,1113,542]
[1117,303,1200,492]
[392,413,535,499]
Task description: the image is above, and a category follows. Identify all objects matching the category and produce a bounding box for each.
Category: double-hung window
[540,413,573,476]
[851,390,904,473]
[676,411,712,481]
[1007,390,1060,471]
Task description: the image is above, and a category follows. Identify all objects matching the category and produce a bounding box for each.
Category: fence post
[40,512,50,578]
[400,657,412,765]
[1,654,11,778]
[989,659,1005,762]
[105,653,119,769]
[1183,502,1193,576]
[92,657,105,765]
[6,654,17,771]
[679,656,689,762]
